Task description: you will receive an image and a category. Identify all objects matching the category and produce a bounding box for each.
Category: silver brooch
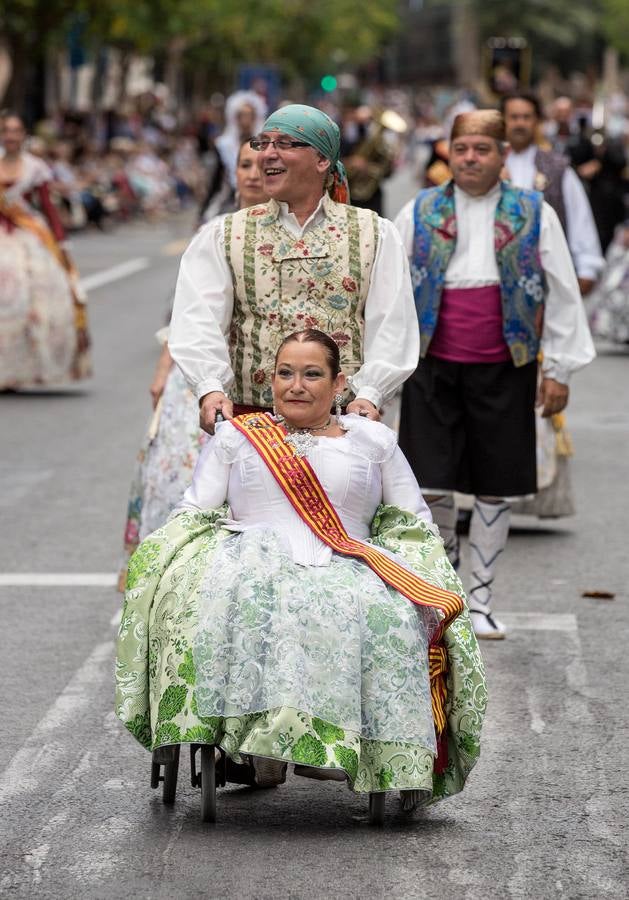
[284,430,316,457]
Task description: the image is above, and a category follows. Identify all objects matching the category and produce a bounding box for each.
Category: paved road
[1,181,628,898]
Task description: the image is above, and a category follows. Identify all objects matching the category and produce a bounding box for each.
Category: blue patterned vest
[411,180,546,367]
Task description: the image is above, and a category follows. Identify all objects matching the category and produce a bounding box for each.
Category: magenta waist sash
[428,285,511,363]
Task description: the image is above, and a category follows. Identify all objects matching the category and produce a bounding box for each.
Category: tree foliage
[599,0,629,60]
[443,0,605,77]
[1,0,399,82]
[93,0,400,80]
[470,0,598,48]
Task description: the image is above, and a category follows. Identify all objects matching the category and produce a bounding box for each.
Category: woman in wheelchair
[116,329,486,815]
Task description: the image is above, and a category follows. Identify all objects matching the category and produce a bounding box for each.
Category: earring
[334,393,343,425]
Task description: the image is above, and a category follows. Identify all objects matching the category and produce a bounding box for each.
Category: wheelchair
[150,743,388,825]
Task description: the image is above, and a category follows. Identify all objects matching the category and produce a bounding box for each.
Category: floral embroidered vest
[411,180,546,367]
[224,195,379,406]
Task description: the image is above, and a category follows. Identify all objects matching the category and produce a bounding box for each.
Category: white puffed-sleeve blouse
[174,414,432,567]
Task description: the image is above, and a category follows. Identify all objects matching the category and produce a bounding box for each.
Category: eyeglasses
[249,138,310,151]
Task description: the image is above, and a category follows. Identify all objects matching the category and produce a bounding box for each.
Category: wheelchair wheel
[162,745,180,805]
[200,745,217,823]
[150,746,181,805]
[368,792,385,826]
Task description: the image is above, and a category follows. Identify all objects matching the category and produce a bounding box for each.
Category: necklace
[282,417,332,457]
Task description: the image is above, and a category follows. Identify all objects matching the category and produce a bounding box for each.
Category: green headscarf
[261,103,350,203]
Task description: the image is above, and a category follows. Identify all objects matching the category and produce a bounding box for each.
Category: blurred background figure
[48,140,89,231]
[199,90,266,223]
[126,141,174,218]
[407,104,447,186]
[587,221,629,344]
[502,91,604,296]
[544,95,628,253]
[577,131,628,254]
[0,112,91,389]
[341,105,406,214]
[545,97,589,160]
[501,91,603,520]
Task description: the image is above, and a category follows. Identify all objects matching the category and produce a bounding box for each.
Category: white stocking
[428,494,459,568]
[468,498,511,618]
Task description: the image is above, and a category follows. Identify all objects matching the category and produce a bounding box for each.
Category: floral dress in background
[120,364,207,581]
[587,226,629,344]
[0,151,90,388]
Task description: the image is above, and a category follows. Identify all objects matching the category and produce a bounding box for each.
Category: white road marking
[0,573,117,586]
[507,622,623,897]
[526,685,546,734]
[0,641,114,806]
[79,258,149,292]
[110,608,122,628]
[21,753,121,887]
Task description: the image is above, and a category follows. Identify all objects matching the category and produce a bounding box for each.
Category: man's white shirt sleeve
[562,167,604,281]
[393,199,416,258]
[348,217,419,408]
[540,202,596,383]
[169,219,235,401]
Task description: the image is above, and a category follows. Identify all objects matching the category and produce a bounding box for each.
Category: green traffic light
[320,75,338,92]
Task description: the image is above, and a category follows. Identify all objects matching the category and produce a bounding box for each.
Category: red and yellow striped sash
[231,413,464,741]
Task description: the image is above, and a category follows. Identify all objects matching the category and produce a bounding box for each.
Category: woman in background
[0,112,90,388]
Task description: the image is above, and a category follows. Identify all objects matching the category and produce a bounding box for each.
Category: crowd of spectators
[12,83,629,303]
[21,104,210,233]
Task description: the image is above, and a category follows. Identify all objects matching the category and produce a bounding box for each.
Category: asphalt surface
[0,173,628,898]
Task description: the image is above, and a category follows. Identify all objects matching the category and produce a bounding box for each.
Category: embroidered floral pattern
[224,197,379,406]
[518,272,545,303]
[329,330,351,347]
[412,181,547,367]
[115,503,486,800]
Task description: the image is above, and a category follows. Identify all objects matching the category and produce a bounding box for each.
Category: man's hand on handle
[346,399,380,421]
[200,391,234,434]
[577,277,595,297]
[538,377,569,419]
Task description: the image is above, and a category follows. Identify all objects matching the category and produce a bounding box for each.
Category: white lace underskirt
[193,528,439,752]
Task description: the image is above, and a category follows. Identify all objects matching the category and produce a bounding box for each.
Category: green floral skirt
[116,506,487,799]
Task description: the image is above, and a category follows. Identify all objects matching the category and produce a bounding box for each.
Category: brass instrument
[344,108,408,203]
